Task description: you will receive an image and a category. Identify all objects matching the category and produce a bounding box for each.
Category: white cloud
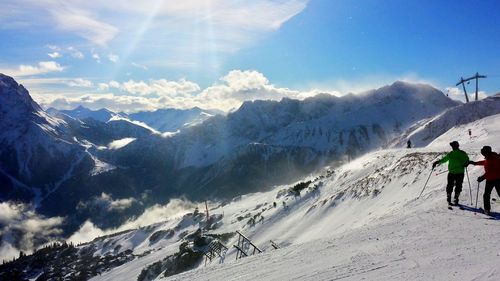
[91,49,101,63]
[66,220,105,245]
[98,82,109,91]
[67,46,84,59]
[69,198,197,244]
[108,53,119,63]
[40,93,158,112]
[0,241,20,262]
[119,198,197,229]
[47,44,61,51]
[0,197,200,259]
[48,51,62,58]
[77,192,137,213]
[118,78,201,96]
[108,138,136,150]
[33,70,335,112]
[131,62,148,70]
[445,87,487,103]
[49,5,119,46]
[2,0,307,56]
[0,201,64,260]
[20,61,64,75]
[0,201,23,224]
[197,70,301,110]
[221,70,269,91]
[46,45,84,59]
[66,78,93,87]
[121,80,151,95]
[109,80,120,88]
[0,61,64,77]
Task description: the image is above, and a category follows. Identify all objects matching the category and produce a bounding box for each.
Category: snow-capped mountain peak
[0,73,42,117]
[48,105,121,123]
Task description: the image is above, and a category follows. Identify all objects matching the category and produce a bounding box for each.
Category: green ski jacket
[438,150,469,174]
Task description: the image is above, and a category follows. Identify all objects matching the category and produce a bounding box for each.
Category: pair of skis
[447,203,464,210]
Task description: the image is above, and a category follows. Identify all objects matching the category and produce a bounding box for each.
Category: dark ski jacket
[474,152,500,180]
[438,149,469,174]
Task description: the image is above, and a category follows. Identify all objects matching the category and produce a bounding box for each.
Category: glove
[477,176,485,182]
[432,161,439,169]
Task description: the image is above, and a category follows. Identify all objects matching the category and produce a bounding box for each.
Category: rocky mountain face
[0,74,93,204]
[169,81,459,169]
[0,74,461,235]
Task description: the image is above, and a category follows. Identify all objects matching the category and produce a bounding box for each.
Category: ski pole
[465,167,473,205]
[417,168,434,199]
[474,182,480,215]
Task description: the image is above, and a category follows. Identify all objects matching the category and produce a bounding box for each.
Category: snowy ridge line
[391,94,500,148]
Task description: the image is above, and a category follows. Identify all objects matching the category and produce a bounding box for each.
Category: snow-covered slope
[390,93,500,148]
[159,113,500,280]
[8,113,493,281]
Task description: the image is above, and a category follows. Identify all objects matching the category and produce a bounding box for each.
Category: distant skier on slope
[468,146,500,216]
[432,141,470,205]
[407,139,412,148]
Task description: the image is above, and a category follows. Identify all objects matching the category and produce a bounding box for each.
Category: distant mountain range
[47,105,220,133]
[4,73,491,236]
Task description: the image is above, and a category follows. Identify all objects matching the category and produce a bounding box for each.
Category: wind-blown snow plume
[69,198,198,244]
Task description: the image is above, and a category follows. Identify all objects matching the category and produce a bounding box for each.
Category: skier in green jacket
[432,141,470,205]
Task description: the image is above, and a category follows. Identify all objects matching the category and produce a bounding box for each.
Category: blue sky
[0,0,498,112]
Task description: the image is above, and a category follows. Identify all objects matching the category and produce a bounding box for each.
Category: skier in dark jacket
[469,146,500,215]
[432,141,469,205]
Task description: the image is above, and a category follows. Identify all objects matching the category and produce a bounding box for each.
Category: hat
[481,146,492,154]
[449,141,459,148]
